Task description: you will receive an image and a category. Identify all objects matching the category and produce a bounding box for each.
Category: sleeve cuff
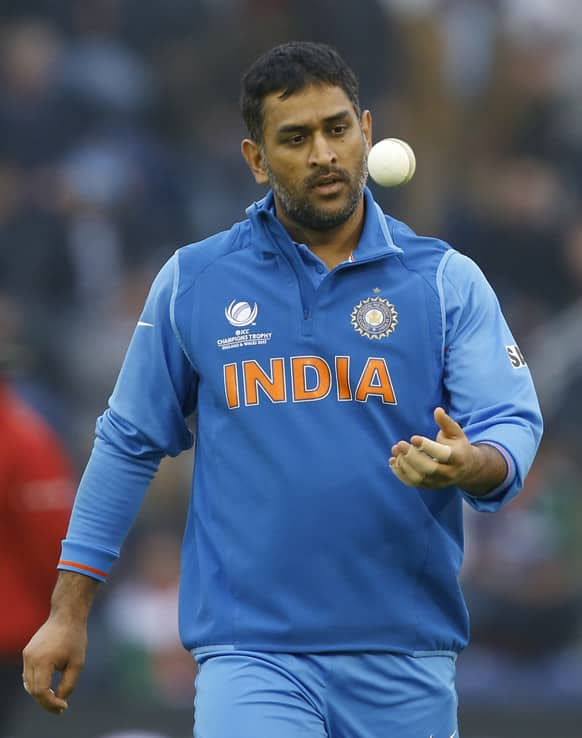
[57,540,119,582]
[462,440,517,511]
[474,440,515,497]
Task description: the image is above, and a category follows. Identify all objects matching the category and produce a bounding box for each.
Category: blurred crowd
[1,0,582,723]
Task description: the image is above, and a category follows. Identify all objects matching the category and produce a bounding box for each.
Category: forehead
[261,84,357,136]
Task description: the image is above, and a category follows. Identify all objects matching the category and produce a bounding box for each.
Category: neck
[275,197,365,271]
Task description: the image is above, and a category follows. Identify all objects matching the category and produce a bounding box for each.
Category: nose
[308,132,337,168]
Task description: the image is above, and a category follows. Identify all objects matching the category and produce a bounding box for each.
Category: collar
[246,187,403,260]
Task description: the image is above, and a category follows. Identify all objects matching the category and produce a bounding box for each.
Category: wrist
[460,443,507,497]
[49,571,99,623]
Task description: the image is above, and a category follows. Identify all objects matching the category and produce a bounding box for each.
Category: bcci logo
[351,296,398,340]
[225,300,258,327]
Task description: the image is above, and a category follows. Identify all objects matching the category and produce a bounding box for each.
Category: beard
[263,144,369,232]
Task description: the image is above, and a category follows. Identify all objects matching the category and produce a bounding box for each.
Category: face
[243,84,372,232]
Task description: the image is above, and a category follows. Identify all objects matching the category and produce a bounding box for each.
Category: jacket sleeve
[438,250,543,512]
[58,254,197,581]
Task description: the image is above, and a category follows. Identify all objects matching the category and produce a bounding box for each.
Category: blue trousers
[193,650,459,738]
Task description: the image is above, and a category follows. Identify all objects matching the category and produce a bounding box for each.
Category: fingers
[411,436,452,462]
[389,443,442,487]
[389,434,455,487]
[22,615,89,716]
[22,661,33,694]
[23,661,68,714]
[402,445,440,476]
[390,410,468,488]
[394,451,432,486]
[434,407,463,438]
[35,688,68,715]
[389,456,414,486]
[55,662,83,702]
[22,672,31,695]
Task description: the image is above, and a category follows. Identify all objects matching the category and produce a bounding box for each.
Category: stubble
[262,142,369,232]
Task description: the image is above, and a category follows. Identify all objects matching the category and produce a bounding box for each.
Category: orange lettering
[224,363,239,409]
[355,358,396,404]
[335,356,352,401]
[243,359,286,405]
[225,355,397,408]
[291,356,332,402]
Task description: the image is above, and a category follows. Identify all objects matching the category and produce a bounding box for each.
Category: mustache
[305,167,350,188]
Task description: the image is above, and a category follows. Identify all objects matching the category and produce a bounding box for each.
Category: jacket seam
[389,222,449,303]
[436,249,457,364]
[173,224,247,371]
[170,253,198,373]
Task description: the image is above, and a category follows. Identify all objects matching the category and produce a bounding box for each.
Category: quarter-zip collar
[246,187,403,262]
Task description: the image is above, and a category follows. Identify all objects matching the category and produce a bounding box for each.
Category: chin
[306,207,355,231]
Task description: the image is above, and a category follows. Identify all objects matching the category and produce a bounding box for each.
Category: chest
[181,252,443,411]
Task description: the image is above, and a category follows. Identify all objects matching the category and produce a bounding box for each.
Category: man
[23,42,542,738]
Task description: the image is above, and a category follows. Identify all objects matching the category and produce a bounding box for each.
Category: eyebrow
[276,110,352,135]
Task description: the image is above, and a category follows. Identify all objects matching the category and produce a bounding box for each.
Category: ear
[241,139,270,185]
[361,110,372,150]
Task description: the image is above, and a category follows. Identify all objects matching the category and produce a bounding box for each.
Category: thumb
[54,661,83,703]
[434,407,463,438]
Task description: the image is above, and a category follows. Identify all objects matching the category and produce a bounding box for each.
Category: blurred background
[1,1,582,736]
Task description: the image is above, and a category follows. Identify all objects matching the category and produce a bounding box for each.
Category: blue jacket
[60,188,542,656]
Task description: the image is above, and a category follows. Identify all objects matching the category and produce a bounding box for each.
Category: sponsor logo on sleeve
[506,344,527,368]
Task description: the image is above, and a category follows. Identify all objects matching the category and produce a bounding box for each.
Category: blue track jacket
[59,188,542,656]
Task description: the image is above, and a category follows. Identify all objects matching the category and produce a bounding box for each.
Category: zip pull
[302,306,313,336]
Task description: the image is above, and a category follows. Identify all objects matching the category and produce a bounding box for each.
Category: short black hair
[240,41,361,144]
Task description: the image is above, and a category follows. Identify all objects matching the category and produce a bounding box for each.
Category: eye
[287,134,305,146]
[331,124,348,136]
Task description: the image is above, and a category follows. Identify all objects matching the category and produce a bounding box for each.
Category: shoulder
[386,215,488,295]
[142,220,251,309]
[174,220,251,290]
[388,215,450,264]
[385,215,452,296]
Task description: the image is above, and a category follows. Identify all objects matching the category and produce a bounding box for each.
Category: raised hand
[389,407,506,495]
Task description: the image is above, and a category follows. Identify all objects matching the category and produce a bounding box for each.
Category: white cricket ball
[367,138,416,188]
